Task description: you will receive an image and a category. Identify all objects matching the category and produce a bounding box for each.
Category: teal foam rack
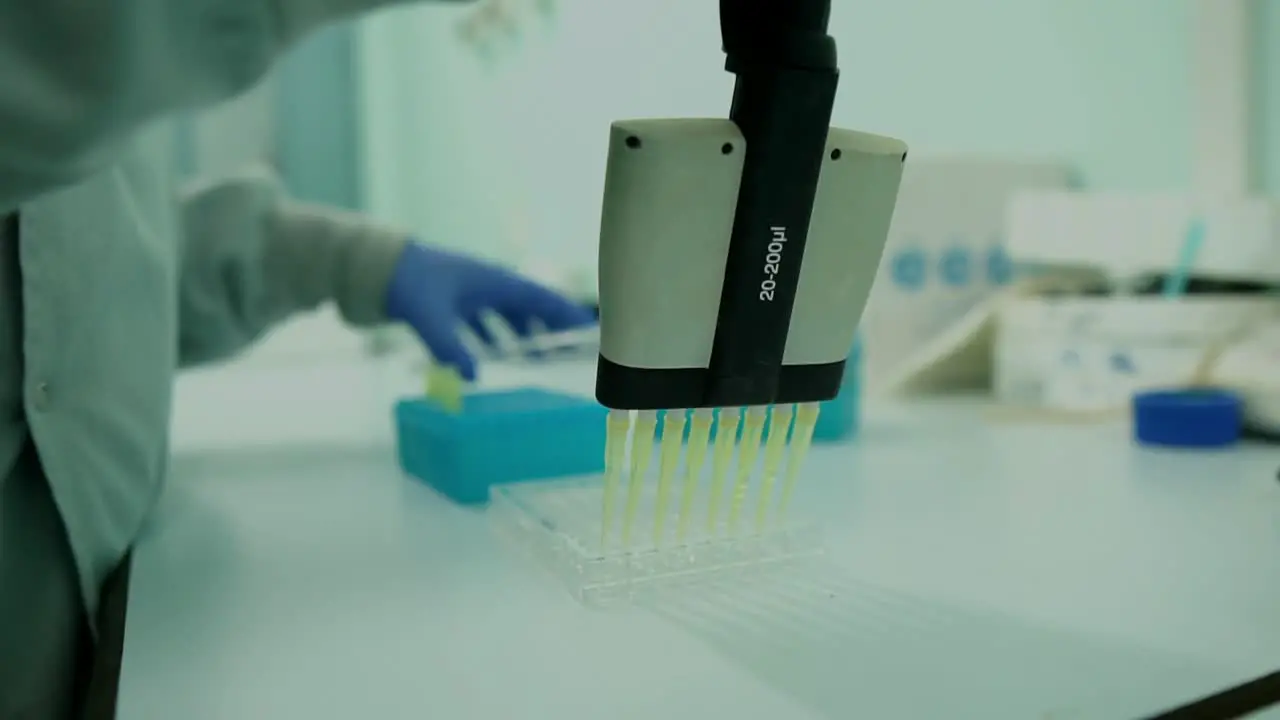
[395,387,608,505]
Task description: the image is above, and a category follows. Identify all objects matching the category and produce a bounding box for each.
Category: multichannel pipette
[590,0,905,551]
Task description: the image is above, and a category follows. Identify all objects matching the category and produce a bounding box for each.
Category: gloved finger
[496,279,596,334]
[462,310,498,348]
[468,310,526,360]
[505,316,548,361]
[402,309,477,381]
[457,326,494,364]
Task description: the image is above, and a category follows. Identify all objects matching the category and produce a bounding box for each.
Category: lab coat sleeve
[177,166,410,367]
[0,0,428,213]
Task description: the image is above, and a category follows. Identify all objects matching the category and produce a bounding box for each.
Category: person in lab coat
[0,1,594,716]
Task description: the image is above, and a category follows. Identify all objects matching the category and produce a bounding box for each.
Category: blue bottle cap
[1132,389,1242,448]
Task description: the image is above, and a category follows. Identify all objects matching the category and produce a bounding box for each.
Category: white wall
[173,0,1210,451]
[358,0,1194,269]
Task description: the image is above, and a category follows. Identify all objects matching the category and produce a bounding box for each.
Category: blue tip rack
[395,387,609,504]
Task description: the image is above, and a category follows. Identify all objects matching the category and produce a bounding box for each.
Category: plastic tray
[489,476,823,607]
[395,387,608,505]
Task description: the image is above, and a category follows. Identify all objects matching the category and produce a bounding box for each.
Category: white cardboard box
[860,158,1075,392]
[1006,192,1280,281]
[994,294,1280,411]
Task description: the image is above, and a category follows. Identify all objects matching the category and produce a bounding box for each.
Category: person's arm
[0,0,420,212]
[176,166,408,367]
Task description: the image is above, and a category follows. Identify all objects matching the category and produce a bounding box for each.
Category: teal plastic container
[655,337,862,443]
[394,387,608,505]
[814,336,861,441]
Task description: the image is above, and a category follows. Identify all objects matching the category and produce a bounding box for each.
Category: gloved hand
[385,241,595,381]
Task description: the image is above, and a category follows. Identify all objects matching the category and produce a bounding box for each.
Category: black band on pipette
[703,0,839,408]
[594,356,844,411]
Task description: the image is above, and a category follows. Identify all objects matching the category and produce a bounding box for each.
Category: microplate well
[489,476,823,607]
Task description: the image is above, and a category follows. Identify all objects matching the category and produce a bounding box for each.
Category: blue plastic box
[394,387,608,505]
[656,337,862,443]
[813,336,861,442]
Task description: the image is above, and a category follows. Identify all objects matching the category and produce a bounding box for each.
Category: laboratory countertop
[121,363,1280,719]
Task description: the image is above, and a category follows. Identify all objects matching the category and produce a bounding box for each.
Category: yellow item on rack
[777,402,820,517]
[755,404,794,531]
[425,365,466,413]
[676,408,714,541]
[652,410,687,544]
[621,410,658,547]
[706,407,740,533]
[600,409,631,547]
[727,406,767,532]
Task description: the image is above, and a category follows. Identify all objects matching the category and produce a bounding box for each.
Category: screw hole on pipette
[829,148,842,160]
[625,135,642,149]
[721,142,734,155]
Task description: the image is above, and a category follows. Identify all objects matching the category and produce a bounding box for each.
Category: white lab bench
[120,361,1280,719]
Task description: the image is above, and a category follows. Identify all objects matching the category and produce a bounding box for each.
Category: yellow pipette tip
[621,410,658,548]
[425,365,466,413]
[727,406,767,533]
[677,409,714,542]
[600,410,630,548]
[653,410,687,545]
[706,407,740,534]
[755,404,794,531]
[778,402,820,517]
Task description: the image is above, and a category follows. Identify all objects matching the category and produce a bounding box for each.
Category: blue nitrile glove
[385,242,595,381]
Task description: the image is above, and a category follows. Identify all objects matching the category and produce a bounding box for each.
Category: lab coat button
[32,382,51,411]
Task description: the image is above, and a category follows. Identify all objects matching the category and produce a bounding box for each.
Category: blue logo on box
[987,244,1013,285]
[940,245,972,287]
[891,248,926,291]
[1110,351,1136,374]
[888,238,1014,290]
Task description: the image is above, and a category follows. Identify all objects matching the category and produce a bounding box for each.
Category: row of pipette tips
[421,354,822,550]
[600,403,821,551]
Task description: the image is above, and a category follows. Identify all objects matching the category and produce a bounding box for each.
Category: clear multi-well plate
[489,476,824,607]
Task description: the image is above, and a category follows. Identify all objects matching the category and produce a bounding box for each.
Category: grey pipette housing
[595,0,907,410]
